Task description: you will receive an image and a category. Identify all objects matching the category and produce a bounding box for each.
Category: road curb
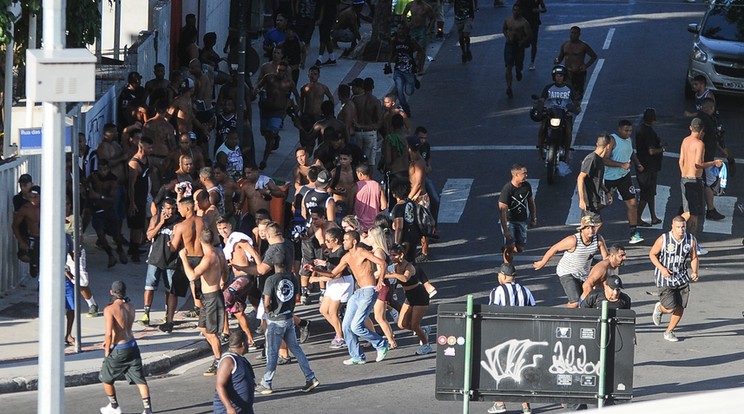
[0,339,211,394]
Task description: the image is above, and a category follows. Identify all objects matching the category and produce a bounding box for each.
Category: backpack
[412,200,437,238]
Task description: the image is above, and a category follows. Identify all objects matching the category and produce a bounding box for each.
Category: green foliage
[0,0,100,48]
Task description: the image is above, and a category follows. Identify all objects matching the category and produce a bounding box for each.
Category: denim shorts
[503,220,528,248]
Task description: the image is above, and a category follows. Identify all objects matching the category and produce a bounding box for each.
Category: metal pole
[236,0,249,162]
[72,120,82,354]
[95,0,103,59]
[27,13,38,135]
[597,300,609,409]
[3,18,14,158]
[114,0,122,60]
[38,0,67,412]
[462,294,474,414]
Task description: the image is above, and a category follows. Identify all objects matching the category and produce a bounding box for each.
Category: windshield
[701,3,744,41]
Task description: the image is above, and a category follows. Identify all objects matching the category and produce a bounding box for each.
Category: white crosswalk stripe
[438,179,474,224]
[703,196,737,235]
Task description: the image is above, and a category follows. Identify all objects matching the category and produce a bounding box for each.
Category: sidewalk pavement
[0,7,455,394]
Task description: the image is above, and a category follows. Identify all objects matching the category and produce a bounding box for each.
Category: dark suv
[686,0,744,97]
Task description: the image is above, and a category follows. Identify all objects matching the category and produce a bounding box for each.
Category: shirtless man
[144,63,170,107]
[127,137,153,262]
[254,61,300,170]
[258,47,285,82]
[299,66,334,146]
[213,164,239,222]
[408,137,430,260]
[503,3,532,98]
[331,149,357,219]
[189,59,215,148]
[296,100,347,155]
[179,229,229,376]
[311,231,389,365]
[97,123,129,224]
[556,26,597,100]
[352,78,384,168]
[293,148,312,193]
[12,185,41,277]
[580,243,626,301]
[217,218,259,346]
[199,167,225,216]
[381,94,412,137]
[99,281,154,414]
[239,162,284,217]
[337,84,357,142]
[194,188,221,246]
[163,133,206,178]
[170,196,205,315]
[333,2,363,53]
[679,117,722,255]
[88,160,128,266]
[142,99,176,190]
[403,0,436,50]
[167,78,210,139]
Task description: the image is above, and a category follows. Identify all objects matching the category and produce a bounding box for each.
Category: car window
[701,4,744,41]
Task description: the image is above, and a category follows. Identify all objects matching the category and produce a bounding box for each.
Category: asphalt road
[2,1,744,413]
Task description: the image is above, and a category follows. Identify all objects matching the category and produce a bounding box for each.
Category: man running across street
[499,163,536,264]
[502,3,532,98]
[648,216,700,342]
[580,244,626,302]
[604,120,644,245]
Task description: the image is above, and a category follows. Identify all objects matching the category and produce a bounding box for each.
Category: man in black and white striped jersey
[648,215,700,342]
[487,263,535,414]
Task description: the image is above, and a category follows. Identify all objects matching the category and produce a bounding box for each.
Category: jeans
[261,318,315,387]
[342,287,387,360]
[393,69,415,114]
[357,130,378,168]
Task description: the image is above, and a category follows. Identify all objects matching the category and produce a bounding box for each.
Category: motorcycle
[530,95,571,184]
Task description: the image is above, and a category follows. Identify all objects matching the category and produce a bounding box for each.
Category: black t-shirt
[498,181,532,222]
[581,289,632,310]
[635,123,663,172]
[697,111,720,162]
[146,213,183,269]
[325,246,351,276]
[392,200,421,246]
[419,141,431,162]
[263,240,295,273]
[580,152,604,209]
[262,271,297,320]
[13,192,28,212]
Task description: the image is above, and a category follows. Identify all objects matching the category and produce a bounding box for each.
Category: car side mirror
[687,23,699,34]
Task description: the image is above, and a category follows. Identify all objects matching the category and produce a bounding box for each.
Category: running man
[502,3,532,98]
[580,244,626,302]
[99,281,154,414]
[555,26,597,100]
[648,216,700,342]
[604,120,644,245]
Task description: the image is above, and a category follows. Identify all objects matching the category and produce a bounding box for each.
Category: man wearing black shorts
[635,108,665,226]
[99,281,154,414]
[649,216,700,342]
[502,3,532,98]
[604,120,644,244]
[180,229,228,376]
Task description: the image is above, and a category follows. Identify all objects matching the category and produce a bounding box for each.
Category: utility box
[26,49,97,102]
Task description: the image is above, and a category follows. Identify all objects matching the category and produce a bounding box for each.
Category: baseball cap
[606,275,623,290]
[498,263,516,277]
[111,280,127,296]
[18,174,32,184]
[316,170,331,188]
[349,78,364,89]
[30,185,41,195]
[576,215,601,231]
[690,117,703,132]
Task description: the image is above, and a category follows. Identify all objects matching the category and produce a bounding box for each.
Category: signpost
[436,302,635,410]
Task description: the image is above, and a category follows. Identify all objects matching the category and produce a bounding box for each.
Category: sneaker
[277,355,292,365]
[255,383,273,395]
[219,332,230,346]
[415,343,433,355]
[343,357,366,365]
[158,322,174,333]
[203,361,218,376]
[652,302,662,326]
[299,320,311,343]
[529,63,536,71]
[300,294,309,305]
[663,331,679,342]
[314,59,322,67]
[516,69,523,81]
[87,305,99,318]
[140,313,150,325]
[488,402,507,414]
[375,346,389,362]
[706,209,725,221]
[629,231,644,244]
[301,377,320,392]
[322,59,336,65]
[330,338,346,349]
[697,244,708,256]
[100,404,122,414]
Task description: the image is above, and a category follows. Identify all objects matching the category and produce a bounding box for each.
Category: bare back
[196,246,227,293]
[679,134,704,178]
[105,299,135,346]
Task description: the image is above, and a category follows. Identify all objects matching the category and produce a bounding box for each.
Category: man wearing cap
[679,117,721,256]
[12,185,41,277]
[487,263,535,414]
[533,215,608,308]
[302,169,336,223]
[648,215,700,342]
[352,77,383,169]
[99,281,154,414]
[580,243,626,301]
[581,275,631,310]
[14,174,34,211]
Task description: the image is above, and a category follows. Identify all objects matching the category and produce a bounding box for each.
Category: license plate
[723,81,744,90]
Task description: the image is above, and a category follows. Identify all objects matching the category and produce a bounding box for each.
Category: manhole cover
[0,302,38,319]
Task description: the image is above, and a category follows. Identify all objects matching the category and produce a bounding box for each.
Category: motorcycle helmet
[551,65,568,81]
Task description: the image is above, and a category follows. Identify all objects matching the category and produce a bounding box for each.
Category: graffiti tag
[548,341,599,375]
[480,339,548,387]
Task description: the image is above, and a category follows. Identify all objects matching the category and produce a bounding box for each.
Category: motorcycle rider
[537,65,579,163]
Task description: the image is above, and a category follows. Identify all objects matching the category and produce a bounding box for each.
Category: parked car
[685,0,744,98]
